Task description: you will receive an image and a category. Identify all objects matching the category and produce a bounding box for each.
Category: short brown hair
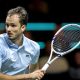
[7,6,28,25]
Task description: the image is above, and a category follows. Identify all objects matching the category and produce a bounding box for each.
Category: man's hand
[30,70,45,80]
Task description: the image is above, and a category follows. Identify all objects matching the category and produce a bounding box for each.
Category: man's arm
[0,73,30,80]
[0,69,44,80]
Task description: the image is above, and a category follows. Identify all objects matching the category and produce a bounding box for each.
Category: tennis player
[0,6,44,80]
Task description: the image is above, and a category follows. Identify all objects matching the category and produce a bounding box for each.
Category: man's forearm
[0,73,32,80]
[0,69,44,80]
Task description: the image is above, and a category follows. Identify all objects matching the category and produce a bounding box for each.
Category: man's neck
[11,35,23,46]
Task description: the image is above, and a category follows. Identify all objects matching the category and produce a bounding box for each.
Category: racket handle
[41,63,49,71]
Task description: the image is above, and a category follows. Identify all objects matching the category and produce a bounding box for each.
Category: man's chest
[2,48,32,70]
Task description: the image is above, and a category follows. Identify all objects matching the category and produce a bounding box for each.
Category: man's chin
[8,36,14,40]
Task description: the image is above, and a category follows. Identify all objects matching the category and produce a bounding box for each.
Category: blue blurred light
[0,23,5,30]
[27,23,56,31]
[37,42,45,49]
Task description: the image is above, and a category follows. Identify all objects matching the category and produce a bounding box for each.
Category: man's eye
[10,24,17,27]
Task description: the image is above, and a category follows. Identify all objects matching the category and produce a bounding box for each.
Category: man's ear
[22,25,26,32]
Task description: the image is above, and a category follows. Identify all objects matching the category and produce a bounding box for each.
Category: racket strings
[53,28,80,52]
[70,31,80,44]
[53,31,70,52]
[65,30,80,42]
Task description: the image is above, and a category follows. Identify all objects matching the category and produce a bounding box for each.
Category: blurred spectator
[28,0,49,14]
[27,0,50,22]
[69,50,80,80]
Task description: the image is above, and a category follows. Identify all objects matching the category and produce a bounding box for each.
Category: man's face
[5,14,25,40]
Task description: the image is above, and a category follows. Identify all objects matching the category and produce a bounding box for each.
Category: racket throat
[53,53,61,57]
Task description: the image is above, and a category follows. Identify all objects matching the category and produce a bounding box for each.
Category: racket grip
[41,63,49,71]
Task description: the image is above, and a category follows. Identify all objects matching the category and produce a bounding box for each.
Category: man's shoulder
[0,33,5,41]
[24,37,40,50]
[0,33,4,37]
[0,34,7,50]
[0,33,7,44]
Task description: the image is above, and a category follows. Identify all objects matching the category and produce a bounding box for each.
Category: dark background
[0,0,80,23]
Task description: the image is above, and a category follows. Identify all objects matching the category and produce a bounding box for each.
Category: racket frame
[41,24,80,71]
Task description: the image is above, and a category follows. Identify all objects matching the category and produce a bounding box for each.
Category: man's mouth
[8,32,13,36]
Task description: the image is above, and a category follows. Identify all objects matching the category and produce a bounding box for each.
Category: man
[0,6,44,80]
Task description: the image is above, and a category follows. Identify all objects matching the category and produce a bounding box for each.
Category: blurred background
[0,0,80,80]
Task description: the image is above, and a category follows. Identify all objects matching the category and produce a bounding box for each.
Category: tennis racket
[41,24,80,71]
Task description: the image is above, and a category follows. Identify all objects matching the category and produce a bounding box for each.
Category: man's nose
[7,26,12,31]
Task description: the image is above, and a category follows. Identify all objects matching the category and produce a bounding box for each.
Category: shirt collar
[4,33,31,52]
[4,33,23,49]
